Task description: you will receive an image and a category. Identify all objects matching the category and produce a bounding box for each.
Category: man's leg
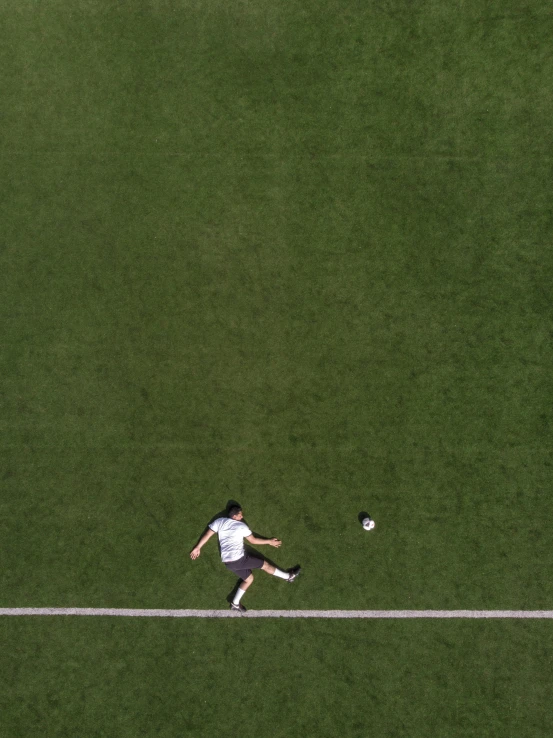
[238,573,254,591]
[231,573,253,610]
[262,560,290,580]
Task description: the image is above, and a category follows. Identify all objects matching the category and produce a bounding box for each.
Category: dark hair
[227,505,242,518]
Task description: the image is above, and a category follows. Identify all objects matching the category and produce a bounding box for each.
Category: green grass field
[1,0,552,735]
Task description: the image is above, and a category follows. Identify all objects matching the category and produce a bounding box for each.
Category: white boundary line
[1,608,553,619]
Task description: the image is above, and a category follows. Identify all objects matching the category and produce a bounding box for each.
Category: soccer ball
[362,517,375,531]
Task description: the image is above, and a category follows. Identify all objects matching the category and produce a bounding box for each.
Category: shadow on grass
[191,499,241,554]
[192,502,301,602]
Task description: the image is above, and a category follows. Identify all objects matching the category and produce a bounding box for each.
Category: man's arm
[190,528,216,559]
[246,534,281,548]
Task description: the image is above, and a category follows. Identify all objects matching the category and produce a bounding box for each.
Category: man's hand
[190,528,216,559]
[268,538,282,548]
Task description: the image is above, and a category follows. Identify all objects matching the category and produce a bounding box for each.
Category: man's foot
[230,602,247,613]
[287,566,301,582]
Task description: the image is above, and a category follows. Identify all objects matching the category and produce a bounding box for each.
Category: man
[190,505,301,612]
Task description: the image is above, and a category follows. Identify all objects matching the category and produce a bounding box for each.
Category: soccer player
[190,505,301,612]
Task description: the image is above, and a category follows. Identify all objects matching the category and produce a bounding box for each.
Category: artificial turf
[1,0,552,735]
[2,617,553,738]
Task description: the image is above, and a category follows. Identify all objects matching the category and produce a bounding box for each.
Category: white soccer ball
[362,517,375,531]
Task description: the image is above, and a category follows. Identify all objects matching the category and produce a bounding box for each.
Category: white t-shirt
[208,518,252,563]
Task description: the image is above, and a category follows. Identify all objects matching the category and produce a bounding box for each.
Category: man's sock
[272,568,290,580]
[233,587,247,605]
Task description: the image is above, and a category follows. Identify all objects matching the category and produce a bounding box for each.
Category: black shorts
[224,554,264,581]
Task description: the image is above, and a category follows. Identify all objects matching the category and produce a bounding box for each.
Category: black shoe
[287,566,301,583]
[230,602,247,613]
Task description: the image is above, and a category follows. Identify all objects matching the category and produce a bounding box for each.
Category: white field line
[1,608,553,619]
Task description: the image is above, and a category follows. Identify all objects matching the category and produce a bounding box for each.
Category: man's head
[227,505,243,521]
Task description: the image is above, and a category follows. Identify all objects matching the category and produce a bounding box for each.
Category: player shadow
[208,499,242,526]
[192,502,301,601]
[192,500,242,555]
